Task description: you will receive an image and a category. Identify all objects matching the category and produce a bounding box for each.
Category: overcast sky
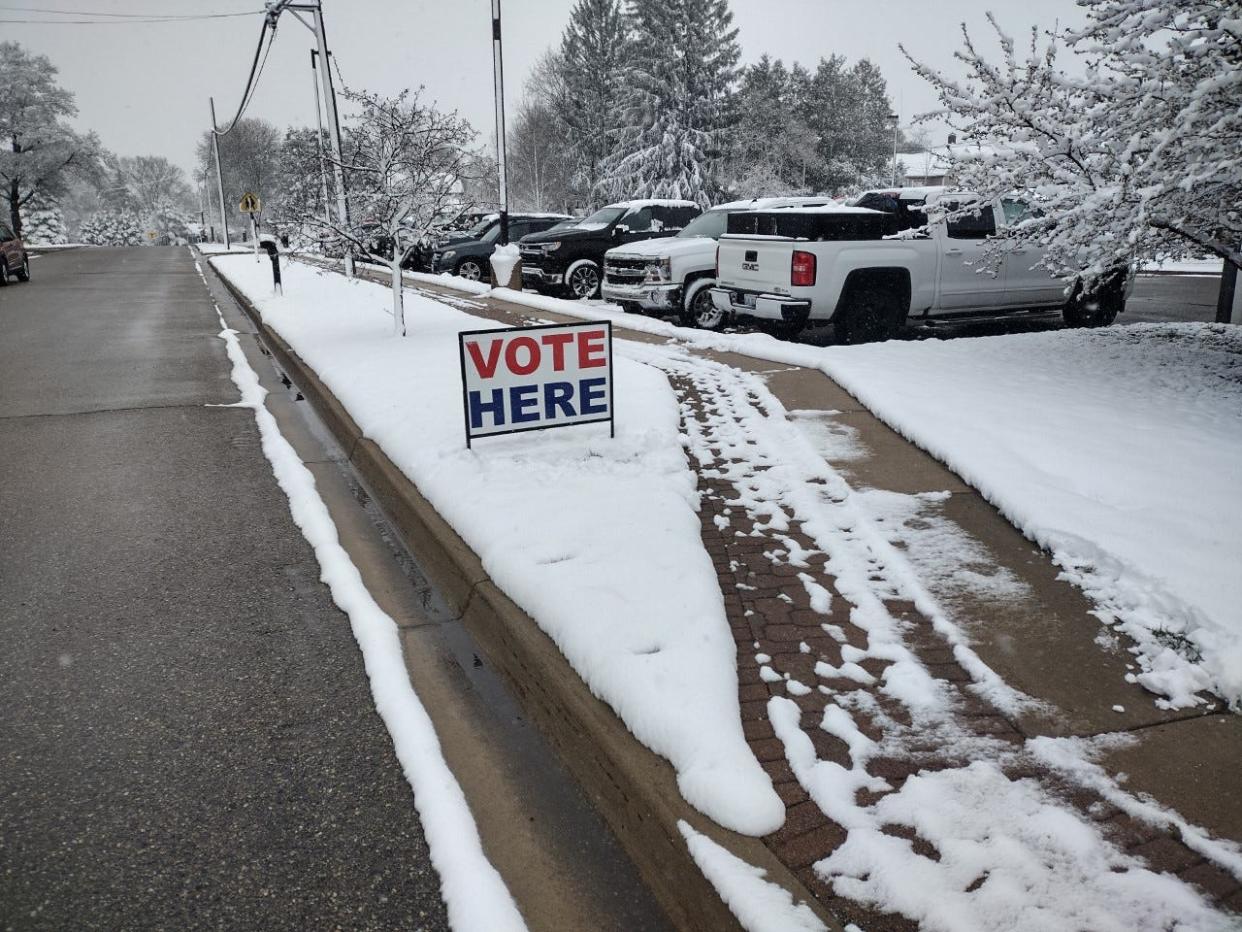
[7,0,1088,183]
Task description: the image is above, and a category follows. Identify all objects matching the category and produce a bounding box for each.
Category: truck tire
[565,259,601,299]
[1063,275,1123,328]
[456,258,485,281]
[0,261,8,286]
[835,286,903,344]
[681,279,724,330]
[14,254,30,282]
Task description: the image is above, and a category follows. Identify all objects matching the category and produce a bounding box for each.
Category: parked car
[0,222,31,285]
[432,213,572,281]
[518,200,701,299]
[602,196,832,328]
[710,187,1132,342]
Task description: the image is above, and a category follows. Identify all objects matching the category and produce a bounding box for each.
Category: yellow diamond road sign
[239,192,261,213]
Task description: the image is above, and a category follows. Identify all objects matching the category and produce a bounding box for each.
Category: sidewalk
[219,254,1242,930]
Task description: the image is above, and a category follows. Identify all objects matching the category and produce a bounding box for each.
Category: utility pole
[209,97,231,249]
[491,0,509,246]
[889,112,900,187]
[310,50,333,230]
[310,3,353,277]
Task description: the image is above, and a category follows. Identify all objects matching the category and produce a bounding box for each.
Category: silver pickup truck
[710,187,1130,342]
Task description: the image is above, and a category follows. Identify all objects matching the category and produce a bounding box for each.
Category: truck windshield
[466,216,497,238]
[576,207,627,231]
[676,210,728,239]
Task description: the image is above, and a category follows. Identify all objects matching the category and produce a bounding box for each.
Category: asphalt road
[0,248,451,930]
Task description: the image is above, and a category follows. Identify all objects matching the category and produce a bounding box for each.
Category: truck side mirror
[614,224,629,236]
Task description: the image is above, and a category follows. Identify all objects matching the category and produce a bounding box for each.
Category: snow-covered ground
[208,253,783,836]
[1139,257,1225,275]
[427,280,1239,712]
[817,325,1242,711]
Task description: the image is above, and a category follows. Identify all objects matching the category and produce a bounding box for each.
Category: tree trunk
[390,244,405,337]
[1217,260,1239,325]
[9,180,22,239]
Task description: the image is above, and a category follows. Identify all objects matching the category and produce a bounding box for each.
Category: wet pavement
[0,248,451,930]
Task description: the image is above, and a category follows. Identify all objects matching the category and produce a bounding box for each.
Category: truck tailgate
[716,236,793,291]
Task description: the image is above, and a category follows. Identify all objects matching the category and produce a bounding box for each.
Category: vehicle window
[467,216,497,238]
[623,208,652,232]
[507,221,530,240]
[665,206,697,229]
[727,211,896,240]
[576,207,626,230]
[944,201,996,239]
[854,193,927,233]
[676,210,728,239]
[1001,198,1044,226]
[528,218,558,234]
[480,224,501,244]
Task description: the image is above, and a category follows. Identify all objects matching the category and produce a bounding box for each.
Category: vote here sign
[458,320,614,446]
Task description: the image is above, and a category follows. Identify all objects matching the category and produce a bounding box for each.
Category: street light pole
[310,50,333,230]
[209,97,231,249]
[491,0,509,246]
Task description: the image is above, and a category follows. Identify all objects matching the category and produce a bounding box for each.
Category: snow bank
[208,254,783,836]
[489,242,520,287]
[678,821,827,932]
[195,260,526,931]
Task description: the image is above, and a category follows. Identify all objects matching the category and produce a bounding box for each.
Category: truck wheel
[14,255,30,282]
[456,258,484,281]
[1063,277,1123,328]
[682,280,725,330]
[566,260,601,299]
[0,262,8,286]
[835,288,902,344]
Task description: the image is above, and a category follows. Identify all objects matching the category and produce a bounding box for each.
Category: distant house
[894,149,951,187]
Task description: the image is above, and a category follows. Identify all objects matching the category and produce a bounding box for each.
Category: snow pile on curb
[208,254,783,836]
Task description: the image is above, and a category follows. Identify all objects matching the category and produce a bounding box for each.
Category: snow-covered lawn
[208,253,782,836]
[817,325,1242,711]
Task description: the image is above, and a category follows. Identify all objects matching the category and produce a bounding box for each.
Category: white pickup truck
[601,196,830,327]
[710,187,1131,342]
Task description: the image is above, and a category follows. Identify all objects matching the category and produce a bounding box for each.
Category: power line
[0,11,261,24]
[0,5,261,18]
[213,19,273,136]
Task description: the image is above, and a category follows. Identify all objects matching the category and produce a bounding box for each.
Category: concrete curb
[204,256,843,932]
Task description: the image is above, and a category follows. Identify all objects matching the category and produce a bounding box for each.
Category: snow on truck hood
[607,237,713,260]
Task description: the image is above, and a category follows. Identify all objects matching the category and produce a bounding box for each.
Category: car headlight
[442,250,456,261]
[645,258,672,282]
[543,242,562,252]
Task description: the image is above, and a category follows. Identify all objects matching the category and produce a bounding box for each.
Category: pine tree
[551,0,630,205]
[727,56,822,194]
[80,208,144,246]
[20,194,67,244]
[600,0,740,207]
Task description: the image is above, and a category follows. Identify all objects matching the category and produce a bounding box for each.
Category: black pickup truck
[517,200,700,298]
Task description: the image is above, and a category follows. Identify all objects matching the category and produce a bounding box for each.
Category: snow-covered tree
[195,117,282,232]
[20,193,67,244]
[798,55,898,192]
[0,42,104,239]
[599,0,740,206]
[80,208,144,246]
[904,2,1242,294]
[270,127,333,246]
[550,0,631,203]
[323,88,475,335]
[726,56,823,193]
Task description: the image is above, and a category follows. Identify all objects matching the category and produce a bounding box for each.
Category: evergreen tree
[799,55,896,192]
[20,193,67,244]
[80,208,144,246]
[551,0,630,204]
[600,0,740,206]
[727,56,822,193]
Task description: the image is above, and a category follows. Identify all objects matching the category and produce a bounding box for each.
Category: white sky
[6,0,1087,180]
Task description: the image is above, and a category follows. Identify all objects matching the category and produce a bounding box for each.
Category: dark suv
[518,200,700,298]
[432,213,571,281]
[0,222,31,285]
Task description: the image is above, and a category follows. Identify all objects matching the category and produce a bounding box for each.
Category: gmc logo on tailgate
[742,249,759,272]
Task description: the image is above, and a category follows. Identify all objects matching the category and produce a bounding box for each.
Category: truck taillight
[791,250,816,287]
